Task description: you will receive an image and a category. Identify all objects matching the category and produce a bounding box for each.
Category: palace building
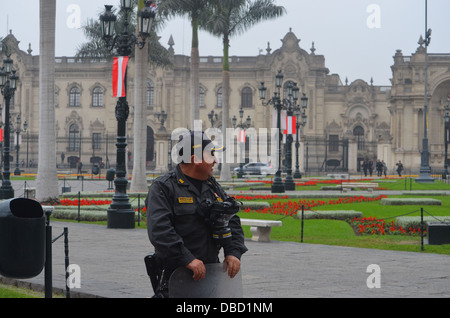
[2,29,450,175]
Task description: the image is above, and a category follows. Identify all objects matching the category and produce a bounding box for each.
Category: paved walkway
[3,220,449,298]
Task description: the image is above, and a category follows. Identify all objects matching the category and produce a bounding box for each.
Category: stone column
[154,129,170,173]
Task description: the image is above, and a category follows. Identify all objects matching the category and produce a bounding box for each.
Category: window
[69,124,80,152]
[241,87,252,108]
[69,87,81,107]
[92,133,101,150]
[199,87,205,108]
[329,135,339,152]
[217,87,223,108]
[92,87,104,107]
[146,80,154,108]
[353,126,365,150]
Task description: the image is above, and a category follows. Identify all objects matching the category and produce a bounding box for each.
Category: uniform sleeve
[209,178,248,259]
[224,214,248,260]
[146,181,195,269]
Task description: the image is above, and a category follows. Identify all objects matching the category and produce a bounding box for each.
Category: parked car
[233,162,273,176]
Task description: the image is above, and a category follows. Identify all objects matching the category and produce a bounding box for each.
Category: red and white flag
[238,129,246,143]
[284,116,296,135]
[112,56,129,97]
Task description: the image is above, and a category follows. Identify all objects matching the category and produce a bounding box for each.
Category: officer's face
[192,150,217,179]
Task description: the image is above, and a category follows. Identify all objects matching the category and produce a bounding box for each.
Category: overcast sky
[2,0,450,85]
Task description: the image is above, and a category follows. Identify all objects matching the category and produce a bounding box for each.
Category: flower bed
[239,195,387,216]
[348,216,425,236]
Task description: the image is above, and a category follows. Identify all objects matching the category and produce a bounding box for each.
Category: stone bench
[327,173,349,179]
[341,183,379,193]
[240,218,282,242]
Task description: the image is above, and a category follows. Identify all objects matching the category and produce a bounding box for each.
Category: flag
[238,129,246,143]
[112,56,129,97]
[284,116,296,135]
[0,129,3,142]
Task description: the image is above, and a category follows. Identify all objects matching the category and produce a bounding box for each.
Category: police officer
[146,130,247,297]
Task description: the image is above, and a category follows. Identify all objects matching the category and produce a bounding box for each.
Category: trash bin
[106,168,115,181]
[0,198,45,279]
[92,165,100,175]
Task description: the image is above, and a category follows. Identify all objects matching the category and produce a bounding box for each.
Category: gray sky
[2,0,450,85]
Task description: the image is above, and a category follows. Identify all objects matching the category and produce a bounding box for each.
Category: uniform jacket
[146,165,248,270]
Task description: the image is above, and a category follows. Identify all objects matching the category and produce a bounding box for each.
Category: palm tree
[36,0,59,204]
[203,0,285,181]
[130,0,149,192]
[157,0,213,128]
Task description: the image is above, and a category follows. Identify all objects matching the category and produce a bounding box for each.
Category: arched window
[146,80,154,108]
[353,126,365,150]
[92,87,104,107]
[217,87,223,108]
[241,87,252,108]
[199,87,205,108]
[69,87,81,107]
[69,124,80,152]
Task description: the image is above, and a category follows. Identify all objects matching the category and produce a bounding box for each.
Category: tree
[36,0,59,203]
[203,0,285,181]
[157,0,213,128]
[131,0,149,192]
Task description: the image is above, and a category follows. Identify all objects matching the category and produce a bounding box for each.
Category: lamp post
[259,70,306,192]
[232,108,251,179]
[14,114,27,176]
[208,110,219,128]
[293,94,308,178]
[100,0,155,229]
[0,53,19,199]
[156,110,168,131]
[443,103,449,179]
[416,0,434,183]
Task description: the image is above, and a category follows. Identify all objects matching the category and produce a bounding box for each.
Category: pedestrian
[382,160,387,177]
[368,159,373,177]
[376,159,382,177]
[145,130,247,298]
[362,159,368,177]
[396,160,404,177]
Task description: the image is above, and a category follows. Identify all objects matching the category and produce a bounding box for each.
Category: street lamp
[259,70,307,192]
[293,94,308,178]
[443,103,449,179]
[416,0,434,183]
[0,51,19,199]
[232,108,251,179]
[14,114,27,176]
[156,110,168,130]
[208,110,219,128]
[100,0,155,229]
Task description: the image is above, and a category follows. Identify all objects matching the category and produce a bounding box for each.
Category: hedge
[294,210,363,220]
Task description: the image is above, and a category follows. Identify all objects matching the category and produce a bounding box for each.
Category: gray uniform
[146,165,248,271]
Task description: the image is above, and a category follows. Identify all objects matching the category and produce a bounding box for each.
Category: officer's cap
[176,130,225,163]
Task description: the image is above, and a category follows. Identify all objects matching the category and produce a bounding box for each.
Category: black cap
[176,130,225,163]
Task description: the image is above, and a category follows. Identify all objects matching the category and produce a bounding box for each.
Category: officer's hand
[223,255,241,279]
[186,259,206,281]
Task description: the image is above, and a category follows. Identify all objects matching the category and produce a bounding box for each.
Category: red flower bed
[238,195,387,217]
[59,198,112,206]
[348,216,425,236]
